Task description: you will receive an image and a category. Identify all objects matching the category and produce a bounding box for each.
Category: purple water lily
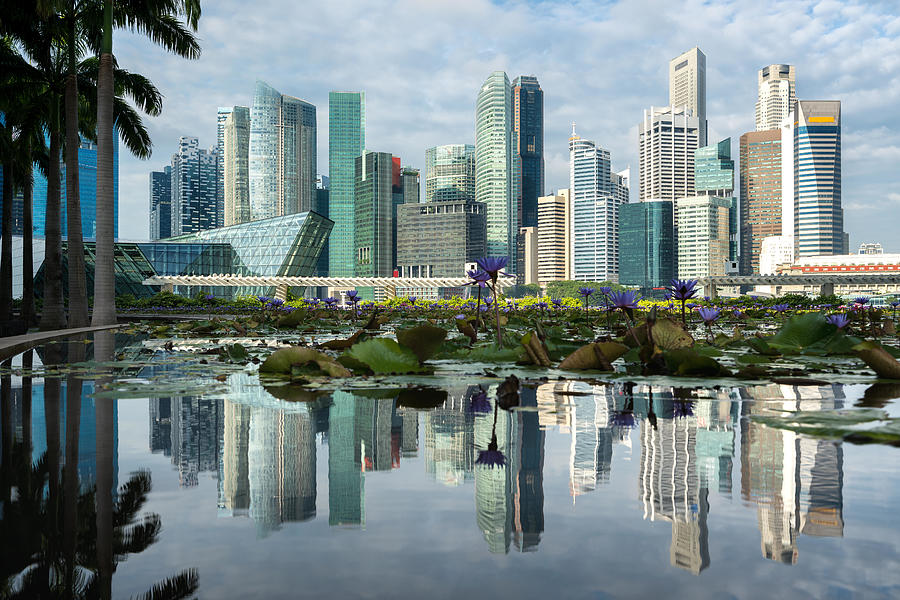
[476,256,509,279]
[476,434,507,468]
[669,279,699,301]
[697,307,721,324]
[470,389,492,414]
[578,287,595,298]
[609,290,641,310]
[854,296,870,306]
[826,313,850,329]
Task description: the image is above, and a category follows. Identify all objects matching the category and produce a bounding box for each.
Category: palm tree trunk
[44,345,63,557]
[66,26,89,328]
[94,330,115,599]
[0,164,12,325]
[22,171,34,326]
[92,0,116,327]
[1,360,11,504]
[41,96,67,330]
[64,342,84,595]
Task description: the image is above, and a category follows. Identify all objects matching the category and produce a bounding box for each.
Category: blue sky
[114,0,900,251]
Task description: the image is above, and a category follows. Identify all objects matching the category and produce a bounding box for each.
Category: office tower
[328,91,365,277]
[639,106,700,202]
[536,190,573,285]
[391,158,404,271]
[248,81,317,222]
[612,168,630,205]
[223,106,250,226]
[221,400,251,516]
[739,130,782,273]
[425,144,476,203]
[676,195,733,279]
[149,166,172,240]
[476,72,516,270]
[512,75,544,228]
[619,200,676,290]
[396,199,486,277]
[169,136,218,236]
[401,167,420,204]
[669,47,707,145]
[315,175,330,276]
[354,151,394,278]
[216,107,231,227]
[694,138,737,266]
[569,387,617,497]
[859,242,883,255]
[166,398,224,487]
[569,126,625,282]
[794,101,844,256]
[756,64,796,131]
[516,226,538,285]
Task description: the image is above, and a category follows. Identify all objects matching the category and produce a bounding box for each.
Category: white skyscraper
[216,107,232,228]
[475,72,516,270]
[669,47,707,146]
[224,106,251,226]
[639,106,700,203]
[756,64,796,132]
[569,126,626,282]
[169,136,218,236]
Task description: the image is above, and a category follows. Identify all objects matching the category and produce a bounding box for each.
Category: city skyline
[113,0,900,250]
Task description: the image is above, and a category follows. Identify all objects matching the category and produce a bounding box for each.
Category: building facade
[328,91,365,277]
[618,200,675,291]
[169,136,218,237]
[149,166,172,240]
[676,195,732,279]
[794,100,844,257]
[512,75,544,229]
[248,81,317,221]
[216,107,231,228]
[354,151,394,278]
[536,190,572,285]
[756,64,796,132]
[517,226,538,286]
[639,106,700,203]
[570,127,624,282]
[396,199,486,278]
[401,168,420,204]
[476,72,516,270]
[669,47,707,146]
[223,106,250,226]
[739,130,782,274]
[425,144,475,203]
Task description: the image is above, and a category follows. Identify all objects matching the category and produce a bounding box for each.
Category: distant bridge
[143,275,516,300]
[699,273,900,297]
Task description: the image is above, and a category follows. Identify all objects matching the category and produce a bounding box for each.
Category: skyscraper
[248,81,317,221]
[569,126,625,282]
[536,189,573,285]
[354,151,394,278]
[740,130,783,273]
[676,195,733,279]
[669,47,707,146]
[149,166,171,240]
[476,72,516,270]
[512,75,544,228]
[396,198,486,279]
[223,106,250,226]
[425,144,475,203]
[619,200,676,291]
[216,107,232,228]
[401,167,420,204]
[794,101,844,256]
[756,64,796,132]
[328,91,365,277]
[169,136,218,236]
[638,106,700,203]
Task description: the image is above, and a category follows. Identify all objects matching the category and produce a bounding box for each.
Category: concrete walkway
[0,324,123,362]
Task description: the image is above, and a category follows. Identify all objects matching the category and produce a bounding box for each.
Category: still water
[2,335,900,599]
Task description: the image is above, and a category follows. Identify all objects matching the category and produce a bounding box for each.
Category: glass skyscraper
[149,166,171,240]
[216,107,232,228]
[249,81,317,221]
[224,106,250,226]
[475,72,515,270]
[619,200,675,292]
[694,138,733,194]
[328,91,365,277]
[794,100,844,256]
[354,151,394,278]
[512,76,544,228]
[169,136,218,236]
[425,144,475,203]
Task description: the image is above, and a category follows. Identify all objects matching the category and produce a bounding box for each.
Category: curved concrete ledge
[0,324,123,362]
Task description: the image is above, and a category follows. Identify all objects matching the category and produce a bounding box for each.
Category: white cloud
[111,0,900,251]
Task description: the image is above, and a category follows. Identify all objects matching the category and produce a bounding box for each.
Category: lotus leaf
[344,338,428,374]
[396,324,448,362]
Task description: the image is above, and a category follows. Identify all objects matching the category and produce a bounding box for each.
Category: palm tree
[92,0,201,326]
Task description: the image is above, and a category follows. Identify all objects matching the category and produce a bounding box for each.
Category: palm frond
[129,568,199,600]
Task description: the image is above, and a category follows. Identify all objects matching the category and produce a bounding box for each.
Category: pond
[2,332,900,599]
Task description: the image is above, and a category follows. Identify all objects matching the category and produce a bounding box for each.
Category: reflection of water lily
[470,389,492,413]
[610,411,635,428]
[476,434,506,468]
[673,401,694,418]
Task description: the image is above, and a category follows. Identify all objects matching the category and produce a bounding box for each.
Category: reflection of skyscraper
[511,387,544,552]
[424,392,476,486]
[570,384,621,497]
[474,397,512,554]
[694,398,738,496]
[149,398,172,455]
[167,398,224,487]
[221,401,250,516]
[398,407,419,457]
[329,392,363,527]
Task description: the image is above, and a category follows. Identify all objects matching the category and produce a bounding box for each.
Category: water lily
[578,287,595,299]
[826,313,850,329]
[854,296,870,306]
[670,279,699,324]
[469,389,492,413]
[771,303,789,313]
[323,297,338,308]
[697,307,721,325]
[476,256,509,279]
[257,295,269,304]
[609,290,641,310]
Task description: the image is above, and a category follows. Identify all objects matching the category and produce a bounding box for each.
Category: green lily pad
[260,347,348,377]
[663,348,731,377]
[628,317,694,351]
[396,324,448,362]
[559,342,629,371]
[344,338,428,374]
[854,340,900,379]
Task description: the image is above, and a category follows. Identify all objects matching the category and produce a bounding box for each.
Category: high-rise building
[425,144,476,203]
[223,106,250,226]
[639,106,700,203]
[216,107,232,228]
[476,72,516,270]
[396,199,486,278]
[619,200,676,291]
[536,190,573,285]
[794,101,844,257]
[669,47,707,146]
[315,175,329,277]
[569,126,625,282]
[756,64,796,132]
[248,81,317,222]
[517,226,538,286]
[328,91,365,277]
[354,151,394,278]
[676,195,733,279]
[169,136,218,236]
[149,166,172,240]
[694,139,738,266]
[739,130,782,273]
[512,75,544,228]
[401,167,420,204]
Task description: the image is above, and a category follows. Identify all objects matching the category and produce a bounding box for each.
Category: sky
[113,0,900,251]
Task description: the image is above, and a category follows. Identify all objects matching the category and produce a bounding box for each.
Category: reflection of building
[425,394,476,486]
[512,387,544,552]
[570,384,629,498]
[474,397,512,554]
[741,384,845,564]
[150,398,224,488]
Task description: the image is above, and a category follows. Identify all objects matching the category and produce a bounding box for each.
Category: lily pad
[854,340,900,379]
[396,324,448,362]
[260,347,348,378]
[663,348,731,377]
[344,338,428,374]
[559,342,629,371]
[628,318,694,351]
